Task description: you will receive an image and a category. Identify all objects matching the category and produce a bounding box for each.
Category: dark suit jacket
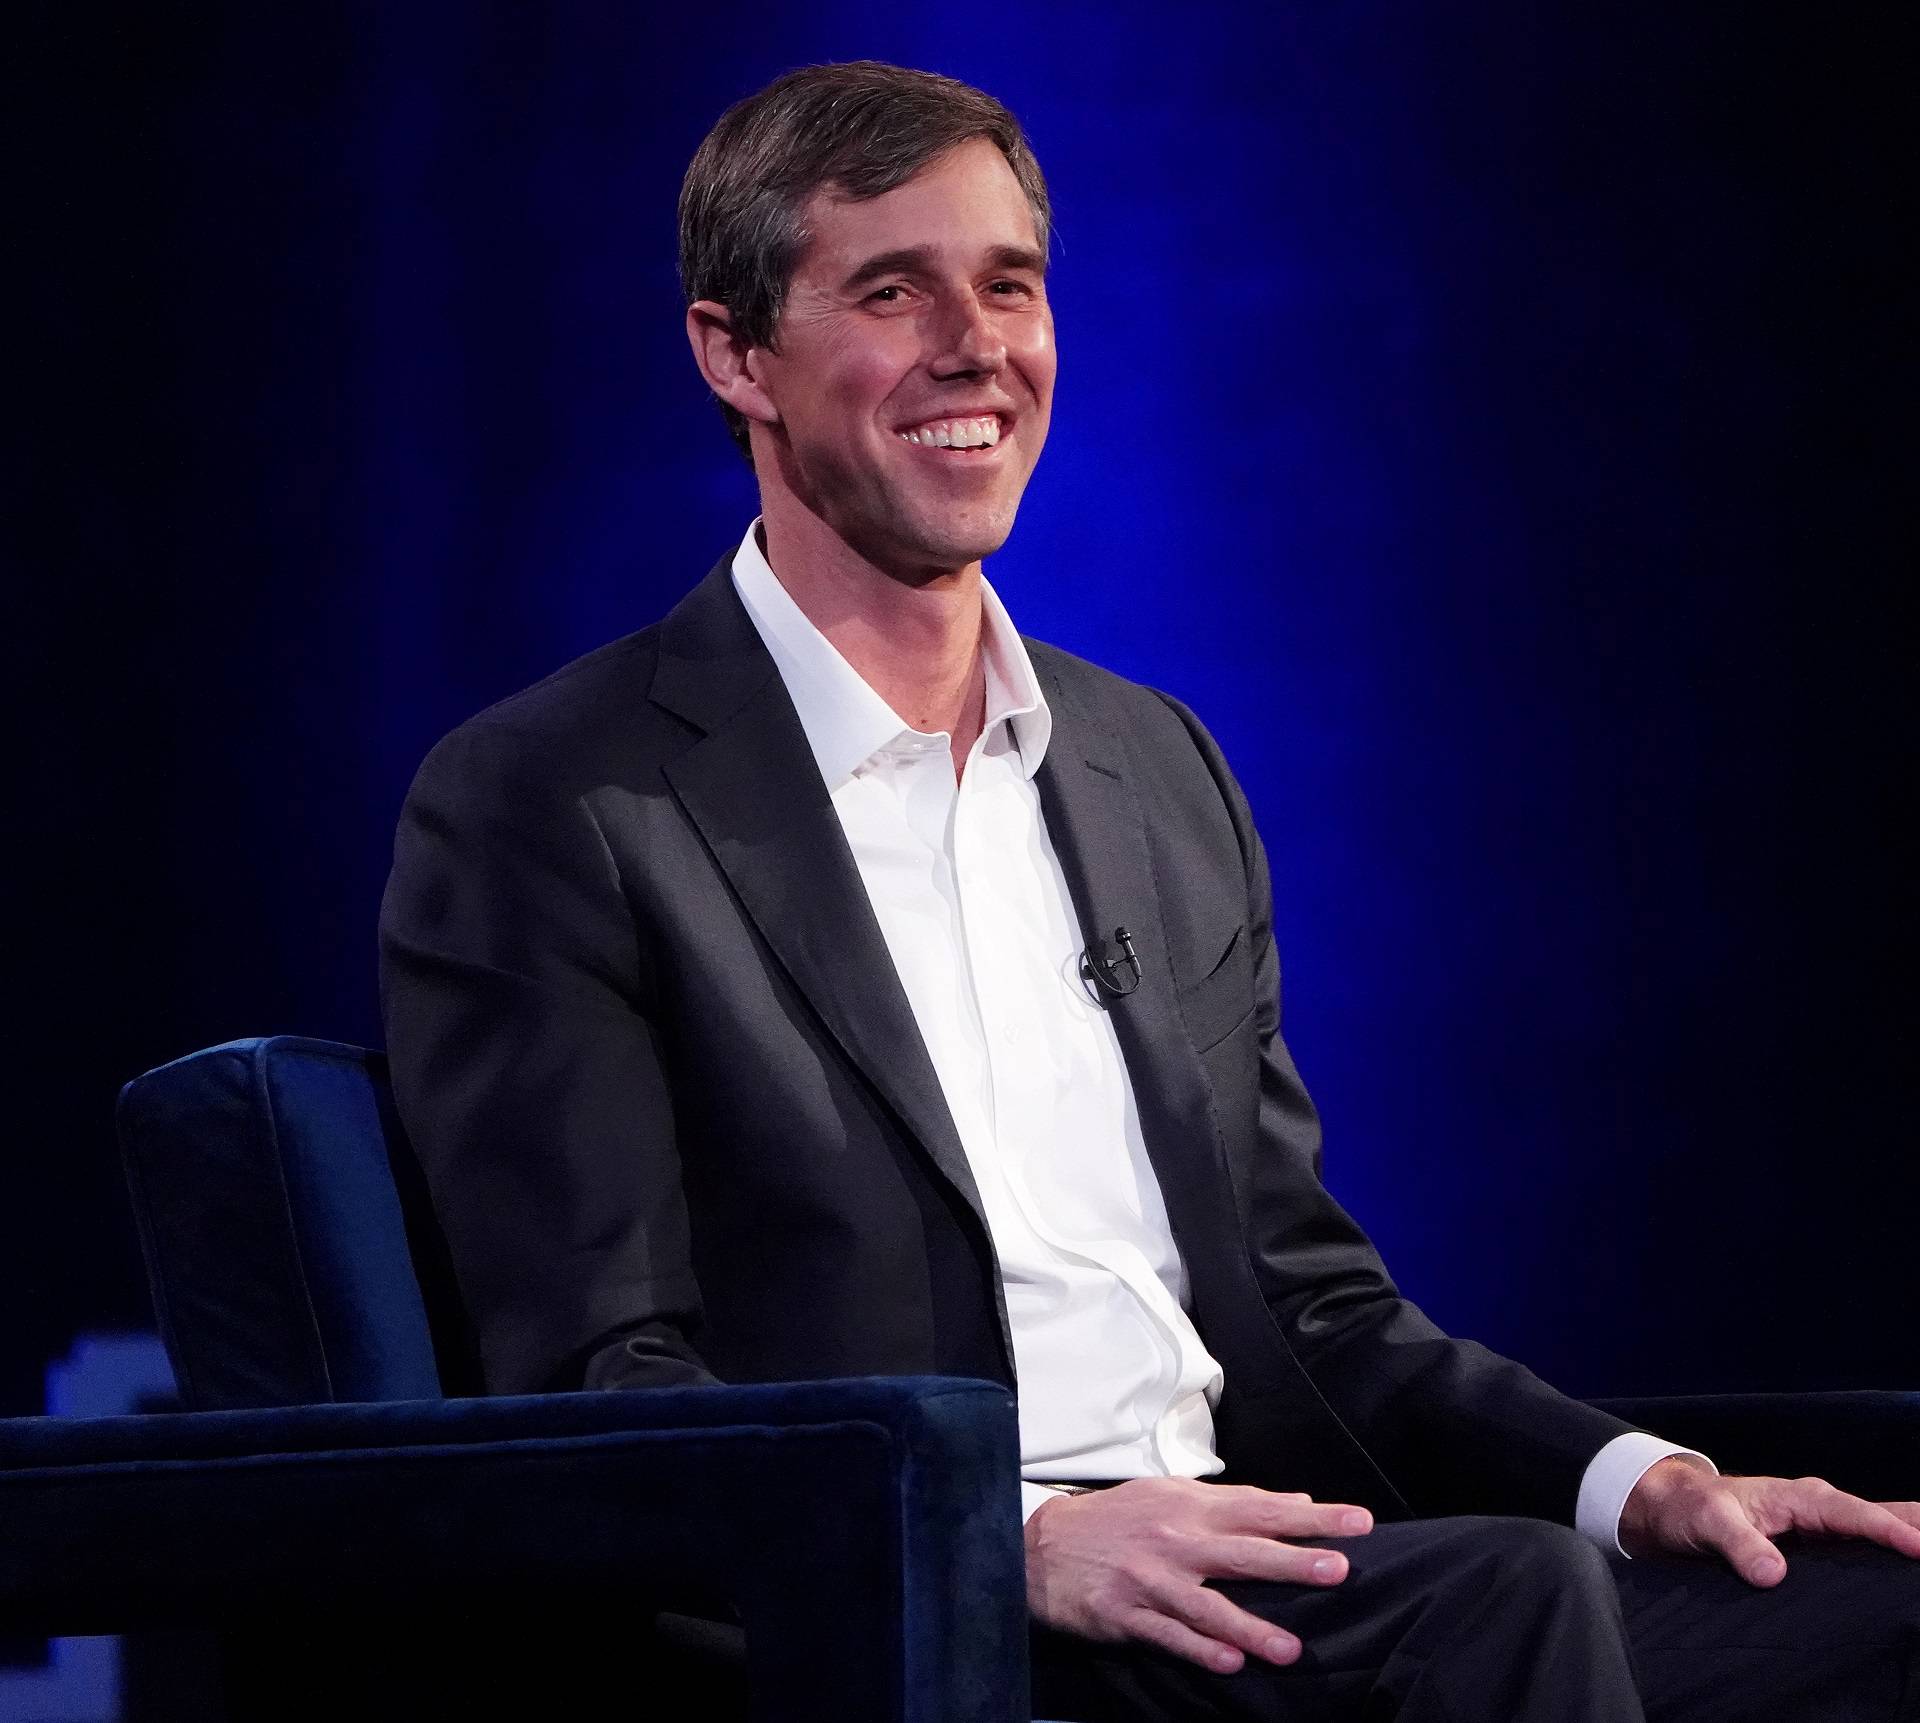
[379,552,1639,1525]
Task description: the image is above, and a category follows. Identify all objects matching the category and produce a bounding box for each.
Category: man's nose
[932,293,1007,377]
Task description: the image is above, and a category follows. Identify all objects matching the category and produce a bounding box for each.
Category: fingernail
[1313,1556,1343,1580]
[1212,1648,1240,1672]
[1749,1558,1784,1583]
[1265,1635,1297,1662]
[1342,1511,1370,1534]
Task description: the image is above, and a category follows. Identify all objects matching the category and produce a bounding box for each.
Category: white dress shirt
[729,519,1706,1548]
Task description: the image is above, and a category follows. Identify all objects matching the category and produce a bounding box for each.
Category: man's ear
[686,301,779,428]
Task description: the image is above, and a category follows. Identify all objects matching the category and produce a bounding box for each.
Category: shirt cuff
[1576,1431,1717,1556]
[1021,1481,1070,1523]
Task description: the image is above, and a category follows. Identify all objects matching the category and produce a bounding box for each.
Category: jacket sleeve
[378,717,719,1396]
[1153,689,1639,1522]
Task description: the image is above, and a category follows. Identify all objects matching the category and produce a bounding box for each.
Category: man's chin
[878,502,1022,579]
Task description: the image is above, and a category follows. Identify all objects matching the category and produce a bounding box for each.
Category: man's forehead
[795,139,1042,274]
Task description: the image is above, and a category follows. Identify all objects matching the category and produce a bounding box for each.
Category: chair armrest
[1589,1390,1920,1502]
[0,1375,1027,1723]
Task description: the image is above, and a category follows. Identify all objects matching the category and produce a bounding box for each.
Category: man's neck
[757,502,989,775]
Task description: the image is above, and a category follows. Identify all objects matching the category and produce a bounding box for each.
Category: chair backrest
[117,1036,479,1410]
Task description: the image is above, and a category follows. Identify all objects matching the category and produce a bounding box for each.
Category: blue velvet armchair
[4,1037,1032,1722]
[2,1034,1913,1721]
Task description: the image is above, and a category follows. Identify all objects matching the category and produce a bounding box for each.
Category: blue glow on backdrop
[11,4,1911,1423]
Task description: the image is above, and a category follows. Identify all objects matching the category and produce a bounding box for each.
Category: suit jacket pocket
[1177,924,1254,1053]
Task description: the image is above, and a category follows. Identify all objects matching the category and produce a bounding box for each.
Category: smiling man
[380,61,1920,1721]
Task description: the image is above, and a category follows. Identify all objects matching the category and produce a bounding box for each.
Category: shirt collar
[729,518,1052,790]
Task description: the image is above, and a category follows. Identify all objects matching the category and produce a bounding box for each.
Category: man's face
[749,137,1055,579]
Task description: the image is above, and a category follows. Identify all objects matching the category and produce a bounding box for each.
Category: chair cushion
[118,1037,454,1407]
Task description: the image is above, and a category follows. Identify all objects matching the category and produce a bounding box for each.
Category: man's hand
[1619,1455,1920,1584]
[1023,1478,1372,1674]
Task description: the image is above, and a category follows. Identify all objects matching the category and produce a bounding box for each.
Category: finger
[1694,1494,1787,1586]
[1789,1483,1920,1559]
[1124,1607,1249,1675]
[1238,1495,1374,1539]
[1188,1533,1350,1587]
[1875,1501,1920,1537]
[1149,1579,1303,1670]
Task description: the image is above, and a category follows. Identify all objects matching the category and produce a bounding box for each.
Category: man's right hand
[1023,1478,1372,1674]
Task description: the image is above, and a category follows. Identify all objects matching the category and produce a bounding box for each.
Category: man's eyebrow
[984,244,1049,276]
[839,243,1048,290]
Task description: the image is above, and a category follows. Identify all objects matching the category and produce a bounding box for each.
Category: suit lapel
[1032,658,1242,1264]
[1035,662,1408,1509]
[651,560,995,1249]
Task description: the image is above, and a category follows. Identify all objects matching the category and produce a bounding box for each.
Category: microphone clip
[1080,925,1143,1005]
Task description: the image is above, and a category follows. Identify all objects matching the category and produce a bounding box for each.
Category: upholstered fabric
[118,1036,473,1408]
[0,1377,1029,1719]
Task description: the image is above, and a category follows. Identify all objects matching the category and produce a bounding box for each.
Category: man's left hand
[1619,1455,1920,1585]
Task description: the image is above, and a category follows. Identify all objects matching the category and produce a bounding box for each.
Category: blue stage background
[11,2,1911,1432]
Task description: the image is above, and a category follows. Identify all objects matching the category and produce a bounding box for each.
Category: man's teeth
[899,416,1002,449]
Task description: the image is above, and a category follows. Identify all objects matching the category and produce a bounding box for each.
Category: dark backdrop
[10,3,1912,1422]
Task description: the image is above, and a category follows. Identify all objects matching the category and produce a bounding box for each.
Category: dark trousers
[1031,1516,1920,1721]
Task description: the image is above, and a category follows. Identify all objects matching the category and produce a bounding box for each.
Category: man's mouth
[896,414,1005,453]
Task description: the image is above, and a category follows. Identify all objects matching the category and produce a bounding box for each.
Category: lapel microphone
[1080,926,1143,1004]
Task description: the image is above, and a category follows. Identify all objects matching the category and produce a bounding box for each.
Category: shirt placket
[945,742,1007,1142]
[894,736,1002,1149]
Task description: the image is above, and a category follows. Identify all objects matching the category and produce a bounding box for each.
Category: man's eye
[867,285,907,303]
[990,279,1034,296]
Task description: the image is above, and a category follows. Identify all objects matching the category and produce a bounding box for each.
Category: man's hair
[678,60,1052,463]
